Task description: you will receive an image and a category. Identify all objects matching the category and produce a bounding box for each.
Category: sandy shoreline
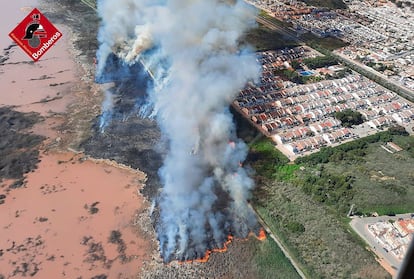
[1,2,154,278]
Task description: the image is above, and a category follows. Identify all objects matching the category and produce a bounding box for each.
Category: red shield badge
[9,8,62,62]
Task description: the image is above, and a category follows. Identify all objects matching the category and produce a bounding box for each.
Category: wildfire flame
[178,235,233,264]
[256,227,266,241]
[177,229,266,264]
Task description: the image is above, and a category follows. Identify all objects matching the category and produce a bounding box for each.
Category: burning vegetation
[176,228,266,264]
[95,0,261,262]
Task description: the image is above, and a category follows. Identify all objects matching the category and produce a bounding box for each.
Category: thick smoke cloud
[97,0,261,262]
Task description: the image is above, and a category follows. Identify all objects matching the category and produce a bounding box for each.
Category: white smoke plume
[99,88,114,132]
[97,0,261,262]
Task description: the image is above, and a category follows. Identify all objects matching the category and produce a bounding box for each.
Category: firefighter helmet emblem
[23,14,46,48]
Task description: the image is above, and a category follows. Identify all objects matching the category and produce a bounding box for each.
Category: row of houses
[239,98,410,135]
[264,105,414,156]
[237,75,389,112]
[234,49,414,157]
[272,118,343,144]
[282,128,353,154]
[258,46,318,68]
[236,70,413,132]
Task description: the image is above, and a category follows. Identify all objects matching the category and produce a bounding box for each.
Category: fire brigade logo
[9,8,62,62]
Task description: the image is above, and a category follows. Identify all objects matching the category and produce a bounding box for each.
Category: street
[333,51,414,101]
[350,213,414,274]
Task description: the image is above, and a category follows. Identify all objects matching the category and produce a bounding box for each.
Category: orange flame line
[176,231,265,264]
[256,227,267,241]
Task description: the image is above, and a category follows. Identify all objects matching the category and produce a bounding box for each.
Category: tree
[290,60,301,70]
[388,125,409,136]
[334,109,364,127]
[303,55,338,69]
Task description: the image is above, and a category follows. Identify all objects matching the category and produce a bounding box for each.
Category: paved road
[333,51,414,101]
[350,213,414,272]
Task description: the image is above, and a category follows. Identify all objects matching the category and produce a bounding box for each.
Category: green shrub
[285,221,305,233]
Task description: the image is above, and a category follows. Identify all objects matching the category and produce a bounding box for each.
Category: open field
[300,32,349,51]
[253,181,388,279]
[254,238,301,279]
[244,25,298,51]
[257,9,348,52]
[344,136,414,215]
[295,133,414,216]
[240,118,414,278]
[300,0,347,9]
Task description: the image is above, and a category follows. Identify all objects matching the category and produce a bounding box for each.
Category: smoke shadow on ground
[81,54,163,199]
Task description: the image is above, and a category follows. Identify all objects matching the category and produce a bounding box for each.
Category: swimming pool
[300,70,314,76]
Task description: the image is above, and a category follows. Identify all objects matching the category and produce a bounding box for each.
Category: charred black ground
[0,107,45,188]
[81,54,163,199]
[42,0,99,62]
